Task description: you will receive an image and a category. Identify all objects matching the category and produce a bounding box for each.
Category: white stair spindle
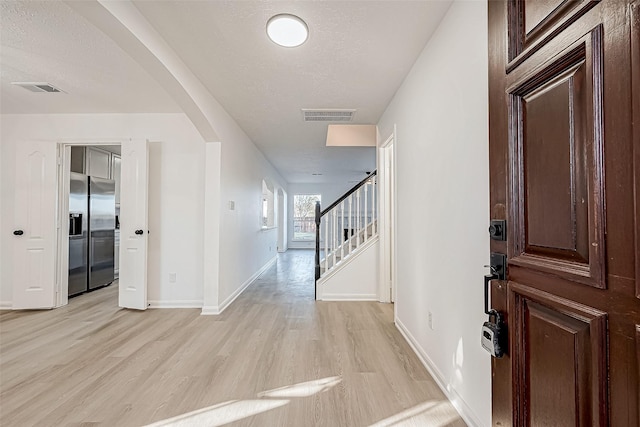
[324,215,329,273]
[340,201,345,261]
[348,196,353,256]
[332,209,337,267]
[356,188,361,247]
[364,183,368,242]
[372,177,376,235]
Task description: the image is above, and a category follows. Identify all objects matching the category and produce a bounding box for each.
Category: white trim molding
[0,301,12,310]
[201,256,277,315]
[147,300,203,309]
[395,317,484,427]
[320,294,378,301]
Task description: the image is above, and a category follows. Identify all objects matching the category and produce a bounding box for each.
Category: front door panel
[508,26,605,288]
[510,283,607,425]
[489,1,639,425]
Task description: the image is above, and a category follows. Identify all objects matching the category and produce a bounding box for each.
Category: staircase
[314,172,378,299]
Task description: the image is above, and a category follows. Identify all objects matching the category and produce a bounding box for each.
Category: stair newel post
[315,200,321,284]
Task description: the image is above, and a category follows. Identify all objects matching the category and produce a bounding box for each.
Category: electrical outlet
[428,311,434,330]
[169,272,176,283]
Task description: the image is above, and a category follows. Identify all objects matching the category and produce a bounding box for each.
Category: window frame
[292,193,321,241]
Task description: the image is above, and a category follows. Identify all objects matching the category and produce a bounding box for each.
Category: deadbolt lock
[489,219,506,241]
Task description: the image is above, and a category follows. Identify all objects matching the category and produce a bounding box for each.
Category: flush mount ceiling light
[266,14,308,47]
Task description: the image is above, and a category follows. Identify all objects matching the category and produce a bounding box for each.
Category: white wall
[317,238,379,301]
[377,2,490,426]
[287,182,356,249]
[0,113,206,306]
[216,120,288,307]
[0,112,288,311]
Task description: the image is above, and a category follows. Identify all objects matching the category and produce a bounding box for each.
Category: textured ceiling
[0,0,452,184]
[0,1,180,114]
[132,0,452,183]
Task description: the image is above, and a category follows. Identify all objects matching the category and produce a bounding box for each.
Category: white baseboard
[395,317,484,427]
[201,256,277,316]
[200,306,219,315]
[147,300,202,309]
[320,293,378,301]
[0,301,12,310]
[288,243,314,249]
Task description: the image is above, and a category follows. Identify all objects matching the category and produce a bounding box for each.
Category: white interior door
[118,140,149,310]
[12,142,58,309]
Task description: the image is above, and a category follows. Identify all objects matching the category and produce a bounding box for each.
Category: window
[262,180,275,228]
[293,194,320,240]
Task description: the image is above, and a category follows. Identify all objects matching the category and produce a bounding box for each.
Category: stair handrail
[320,171,377,217]
[315,170,377,285]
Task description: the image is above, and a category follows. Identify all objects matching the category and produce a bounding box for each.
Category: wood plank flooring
[0,250,465,426]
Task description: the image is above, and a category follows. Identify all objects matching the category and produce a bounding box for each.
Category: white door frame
[378,128,397,304]
[56,140,126,308]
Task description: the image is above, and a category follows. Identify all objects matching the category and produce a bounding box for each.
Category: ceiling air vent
[302,109,355,122]
[11,82,63,93]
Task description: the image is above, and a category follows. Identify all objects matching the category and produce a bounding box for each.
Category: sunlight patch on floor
[145,399,289,427]
[368,400,461,427]
[145,375,342,426]
[257,375,342,398]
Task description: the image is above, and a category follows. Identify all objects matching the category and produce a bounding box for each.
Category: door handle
[484,252,506,314]
[482,253,508,358]
[13,230,24,236]
[135,229,144,235]
[484,271,499,315]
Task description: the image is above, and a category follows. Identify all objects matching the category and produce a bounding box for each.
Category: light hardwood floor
[0,250,465,426]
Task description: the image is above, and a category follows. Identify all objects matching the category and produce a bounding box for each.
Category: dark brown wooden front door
[488,1,640,425]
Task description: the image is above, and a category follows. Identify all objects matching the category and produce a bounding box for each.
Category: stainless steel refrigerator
[68,173,116,297]
[68,173,89,296]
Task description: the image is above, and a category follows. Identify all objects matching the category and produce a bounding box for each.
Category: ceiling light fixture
[266,14,308,48]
